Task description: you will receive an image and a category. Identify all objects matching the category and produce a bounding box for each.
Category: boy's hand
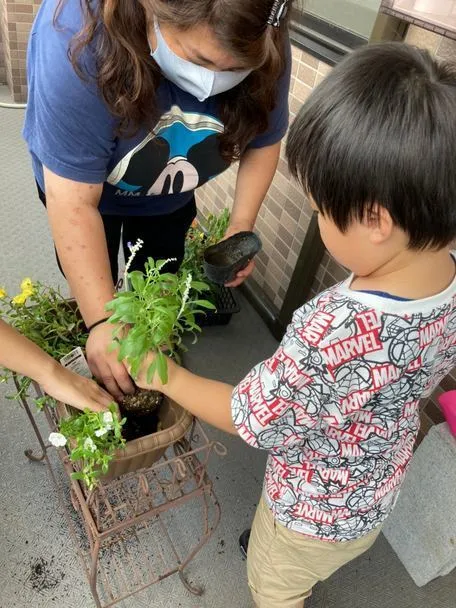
[128,352,169,393]
[40,363,114,413]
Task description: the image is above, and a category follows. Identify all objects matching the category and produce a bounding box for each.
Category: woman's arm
[0,320,112,412]
[225,141,281,286]
[229,141,281,233]
[44,167,135,400]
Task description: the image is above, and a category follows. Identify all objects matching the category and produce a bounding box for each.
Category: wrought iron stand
[16,377,226,608]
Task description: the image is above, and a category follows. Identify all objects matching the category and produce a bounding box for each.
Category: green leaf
[193,299,216,310]
[190,281,210,292]
[71,471,86,481]
[129,271,146,293]
[156,350,168,384]
[146,358,157,384]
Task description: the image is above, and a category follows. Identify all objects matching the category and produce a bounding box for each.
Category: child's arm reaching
[0,319,113,413]
[134,355,238,435]
[134,310,334,448]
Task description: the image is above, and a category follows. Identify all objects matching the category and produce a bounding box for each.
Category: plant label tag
[60,347,92,379]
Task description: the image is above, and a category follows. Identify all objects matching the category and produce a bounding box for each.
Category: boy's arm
[134,306,334,445]
[0,319,113,413]
[135,357,237,434]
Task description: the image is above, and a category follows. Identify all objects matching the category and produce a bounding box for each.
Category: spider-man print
[232,260,456,541]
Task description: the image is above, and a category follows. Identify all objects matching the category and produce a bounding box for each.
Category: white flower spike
[95,428,108,438]
[178,272,193,318]
[123,238,144,289]
[48,432,67,448]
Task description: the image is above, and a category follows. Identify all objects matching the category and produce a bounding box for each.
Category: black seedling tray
[198,285,240,326]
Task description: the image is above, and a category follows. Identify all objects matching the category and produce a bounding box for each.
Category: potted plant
[0,260,214,490]
[56,251,215,487]
[181,209,240,325]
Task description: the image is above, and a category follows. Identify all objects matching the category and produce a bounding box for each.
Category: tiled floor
[1,89,455,607]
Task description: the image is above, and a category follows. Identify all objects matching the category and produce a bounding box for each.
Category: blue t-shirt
[23,0,291,216]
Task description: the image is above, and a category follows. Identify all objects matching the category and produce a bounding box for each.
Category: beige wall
[198,47,333,310]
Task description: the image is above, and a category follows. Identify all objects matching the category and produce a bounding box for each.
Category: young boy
[133,42,456,607]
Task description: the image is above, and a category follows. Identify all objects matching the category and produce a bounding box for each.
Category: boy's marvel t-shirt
[23,0,290,217]
[232,258,456,541]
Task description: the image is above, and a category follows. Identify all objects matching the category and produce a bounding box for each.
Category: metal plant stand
[16,377,226,608]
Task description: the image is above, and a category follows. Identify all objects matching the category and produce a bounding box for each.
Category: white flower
[94,427,108,438]
[102,412,114,425]
[123,238,144,289]
[156,258,177,272]
[49,432,67,448]
[178,272,193,318]
[84,437,97,452]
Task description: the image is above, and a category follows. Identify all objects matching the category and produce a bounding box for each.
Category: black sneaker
[239,529,251,559]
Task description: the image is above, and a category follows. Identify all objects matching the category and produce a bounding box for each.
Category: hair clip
[267,0,289,28]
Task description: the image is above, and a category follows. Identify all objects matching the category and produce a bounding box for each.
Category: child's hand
[128,352,166,392]
[40,363,114,413]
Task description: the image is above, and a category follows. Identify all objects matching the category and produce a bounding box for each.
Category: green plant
[0,279,123,490]
[0,279,87,403]
[54,404,126,490]
[181,209,231,284]
[205,209,231,244]
[106,257,215,384]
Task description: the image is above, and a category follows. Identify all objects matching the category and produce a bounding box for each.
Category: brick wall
[0,0,41,102]
[0,0,9,87]
[307,26,456,445]
[198,46,332,310]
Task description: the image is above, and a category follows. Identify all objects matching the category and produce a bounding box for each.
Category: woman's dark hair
[287,42,456,249]
[56,0,292,162]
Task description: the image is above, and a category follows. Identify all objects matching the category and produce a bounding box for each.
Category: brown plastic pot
[56,397,193,480]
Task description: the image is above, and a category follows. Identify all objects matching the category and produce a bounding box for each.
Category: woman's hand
[40,363,113,413]
[86,322,135,401]
[222,223,256,287]
[224,141,281,287]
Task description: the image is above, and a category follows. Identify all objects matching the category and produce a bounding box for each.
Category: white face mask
[151,21,252,102]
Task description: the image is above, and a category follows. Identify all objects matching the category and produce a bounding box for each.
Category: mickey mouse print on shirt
[107,105,229,197]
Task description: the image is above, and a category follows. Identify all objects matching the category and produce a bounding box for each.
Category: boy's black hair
[286,42,456,249]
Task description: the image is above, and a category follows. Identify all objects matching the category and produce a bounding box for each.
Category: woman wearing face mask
[23,0,292,400]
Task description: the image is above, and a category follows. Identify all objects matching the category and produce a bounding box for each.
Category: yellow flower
[12,292,28,306]
[23,287,34,297]
[0,287,6,299]
[20,278,33,292]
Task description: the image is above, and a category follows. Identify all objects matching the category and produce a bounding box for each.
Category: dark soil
[29,557,65,592]
[120,389,164,441]
[121,389,163,415]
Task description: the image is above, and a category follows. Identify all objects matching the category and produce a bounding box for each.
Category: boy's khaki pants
[247,496,381,608]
